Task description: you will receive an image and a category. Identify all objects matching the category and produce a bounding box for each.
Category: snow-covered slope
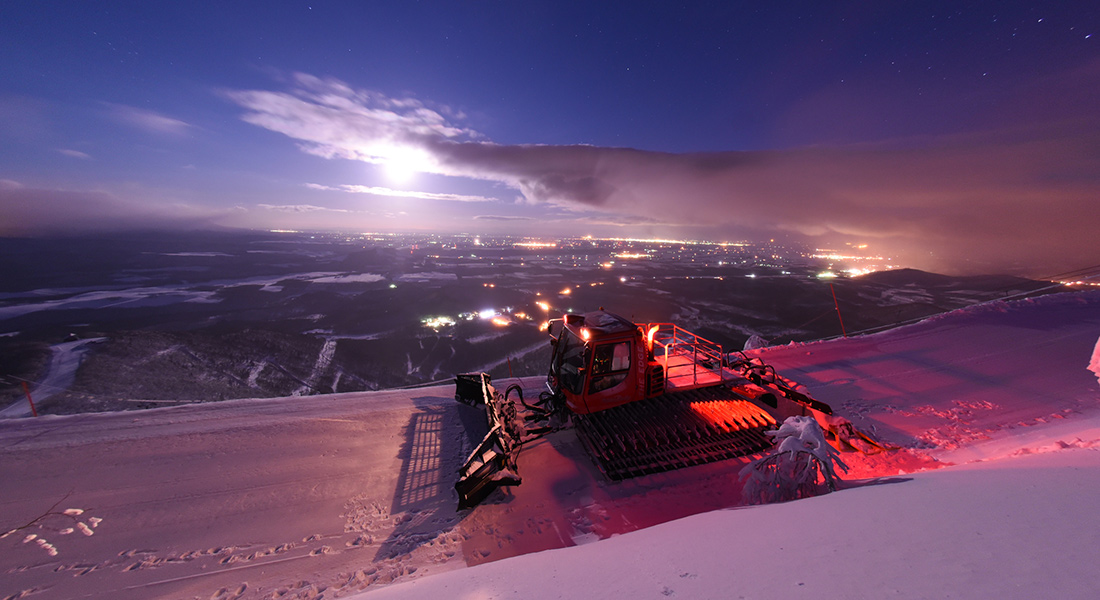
[757,290,1100,463]
[2,291,1098,600]
[358,445,1100,600]
[351,290,1100,600]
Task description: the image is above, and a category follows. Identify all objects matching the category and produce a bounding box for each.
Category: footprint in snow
[309,545,334,556]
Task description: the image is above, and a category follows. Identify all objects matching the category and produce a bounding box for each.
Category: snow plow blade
[454,373,524,509]
[573,385,778,481]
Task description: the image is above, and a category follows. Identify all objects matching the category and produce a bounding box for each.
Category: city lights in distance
[421,316,456,330]
[812,252,886,261]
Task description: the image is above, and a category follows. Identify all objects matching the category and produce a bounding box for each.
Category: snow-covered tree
[740,416,848,504]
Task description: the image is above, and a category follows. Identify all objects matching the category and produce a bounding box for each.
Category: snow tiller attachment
[454,373,526,509]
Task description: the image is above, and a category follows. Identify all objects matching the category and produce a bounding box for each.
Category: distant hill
[860,267,1046,293]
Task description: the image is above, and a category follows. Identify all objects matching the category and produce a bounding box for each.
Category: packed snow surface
[2,291,1098,600]
[360,447,1100,600]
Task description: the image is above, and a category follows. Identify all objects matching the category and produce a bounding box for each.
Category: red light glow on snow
[688,400,776,431]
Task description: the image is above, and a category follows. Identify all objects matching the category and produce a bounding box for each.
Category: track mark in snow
[208,583,247,600]
[292,338,337,396]
[247,360,267,388]
[267,581,329,599]
[118,545,252,572]
[118,548,159,558]
[346,534,373,548]
[3,587,45,600]
[1010,437,1100,456]
[342,498,391,534]
[882,400,1002,450]
[333,563,419,593]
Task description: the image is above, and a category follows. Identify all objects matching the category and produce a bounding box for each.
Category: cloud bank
[0,180,228,235]
[305,183,494,203]
[228,73,1100,275]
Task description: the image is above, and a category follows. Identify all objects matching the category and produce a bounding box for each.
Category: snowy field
[2,290,1098,600]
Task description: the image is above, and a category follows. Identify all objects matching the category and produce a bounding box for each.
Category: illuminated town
[266,231,901,335]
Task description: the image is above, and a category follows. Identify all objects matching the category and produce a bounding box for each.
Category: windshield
[552,327,588,395]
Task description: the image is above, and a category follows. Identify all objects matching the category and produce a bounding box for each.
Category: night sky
[1,1,1097,275]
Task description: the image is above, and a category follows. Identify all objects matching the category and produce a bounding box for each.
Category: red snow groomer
[454,310,882,508]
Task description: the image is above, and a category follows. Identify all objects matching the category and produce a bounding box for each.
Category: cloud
[0,182,228,235]
[566,212,665,227]
[229,74,1100,275]
[256,203,354,213]
[104,103,192,136]
[57,148,92,160]
[306,182,495,203]
[473,214,536,221]
[226,73,475,168]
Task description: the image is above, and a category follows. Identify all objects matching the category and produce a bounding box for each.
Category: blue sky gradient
[1,1,1097,274]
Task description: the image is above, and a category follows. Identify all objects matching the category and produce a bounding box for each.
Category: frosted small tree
[740,416,848,504]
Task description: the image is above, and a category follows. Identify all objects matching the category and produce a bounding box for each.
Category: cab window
[589,341,630,393]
